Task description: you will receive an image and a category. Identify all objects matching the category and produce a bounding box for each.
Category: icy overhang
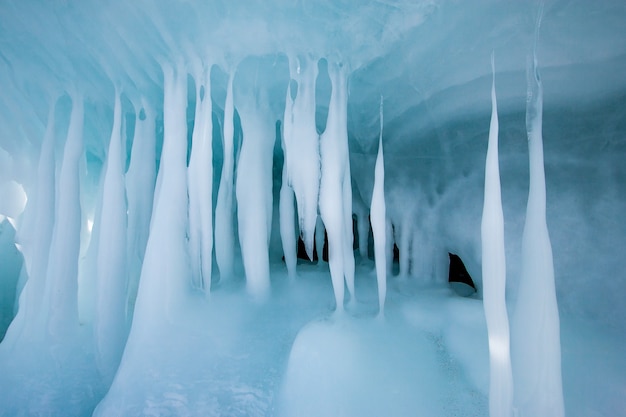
[1,0,626,167]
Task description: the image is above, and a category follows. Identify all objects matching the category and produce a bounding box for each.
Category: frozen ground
[1,258,624,417]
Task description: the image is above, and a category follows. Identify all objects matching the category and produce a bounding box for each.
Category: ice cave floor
[0,260,624,417]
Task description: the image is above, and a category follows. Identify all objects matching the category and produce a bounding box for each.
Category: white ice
[480,54,514,417]
[0,2,624,417]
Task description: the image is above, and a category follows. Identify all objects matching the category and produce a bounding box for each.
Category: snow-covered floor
[1,259,624,417]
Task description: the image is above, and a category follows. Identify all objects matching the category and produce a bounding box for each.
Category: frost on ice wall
[0,1,626,416]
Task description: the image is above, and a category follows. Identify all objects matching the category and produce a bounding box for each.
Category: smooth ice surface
[370,97,387,314]
[94,91,128,385]
[480,55,514,417]
[511,16,565,415]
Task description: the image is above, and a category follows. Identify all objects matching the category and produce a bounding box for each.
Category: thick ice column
[215,72,235,281]
[41,91,84,338]
[279,129,297,279]
[235,89,275,300]
[371,97,387,315]
[94,90,128,384]
[125,97,156,317]
[130,63,189,330]
[283,56,320,260]
[319,61,355,310]
[481,55,514,417]
[512,26,565,417]
[2,102,56,347]
[187,64,213,294]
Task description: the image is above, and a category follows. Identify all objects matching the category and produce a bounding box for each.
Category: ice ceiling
[1,0,626,416]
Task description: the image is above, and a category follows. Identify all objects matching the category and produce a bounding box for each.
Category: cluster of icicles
[2,54,389,384]
[3,42,564,417]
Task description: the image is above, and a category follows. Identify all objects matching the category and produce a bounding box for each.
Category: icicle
[371,95,387,315]
[315,215,325,264]
[130,62,189,331]
[41,90,84,339]
[279,119,297,280]
[356,210,369,260]
[512,5,565,415]
[215,71,235,281]
[235,82,275,301]
[187,63,214,295]
[481,53,514,417]
[94,89,128,385]
[319,61,355,311]
[2,101,57,347]
[283,56,320,260]
[125,97,156,319]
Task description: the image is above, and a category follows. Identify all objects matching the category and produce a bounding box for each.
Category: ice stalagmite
[125,98,156,318]
[131,63,189,330]
[94,90,127,384]
[215,71,235,281]
[481,54,514,417]
[2,102,56,347]
[41,91,84,338]
[188,64,213,294]
[283,56,320,260]
[512,11,565,415]
[279,123,297,279]
[235,83,275,300]
[371,97,387,315]
[319,61,355,310]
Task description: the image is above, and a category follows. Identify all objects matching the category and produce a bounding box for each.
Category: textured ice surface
[0,1,625,416]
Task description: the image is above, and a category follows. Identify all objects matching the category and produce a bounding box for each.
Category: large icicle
[41,91,84,339]
[279,121,297,280]
[371,96,387,315]
[235,83,275,301]
[481,54,514,417]
[2,102,57,347]
[512,8,565,415]
[283,56,320,260]
[187,63,214,295]
[125,97,156,318]
[215,71,235,281]
[130,63,189,332]
[319,61,355,311]
[94,90,128,384]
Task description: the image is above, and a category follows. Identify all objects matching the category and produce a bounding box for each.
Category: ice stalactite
[355,209,369,260]
[371,96,387,315]
[512,9,565,415]
[235,82,275,301]
[41,91,84,339]
[125,97,156,319]
[370,96,387,315]
[2,102,56,348]
[319,61,355,311]
[130,63,189,331]
[188,64,213,295]
[481,54,514,417]
[215,71,235,282]
[315,215,325,263]
[283,56,320,260]
[94,90,128,384]
[279,125,298,279]
[397,217,412,278]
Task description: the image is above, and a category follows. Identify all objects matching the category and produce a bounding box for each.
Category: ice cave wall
[0,0,625,338]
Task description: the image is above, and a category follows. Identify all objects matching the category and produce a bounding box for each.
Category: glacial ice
[511,13,565,415]
[481,54,514,417]
[0,1,625,416]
